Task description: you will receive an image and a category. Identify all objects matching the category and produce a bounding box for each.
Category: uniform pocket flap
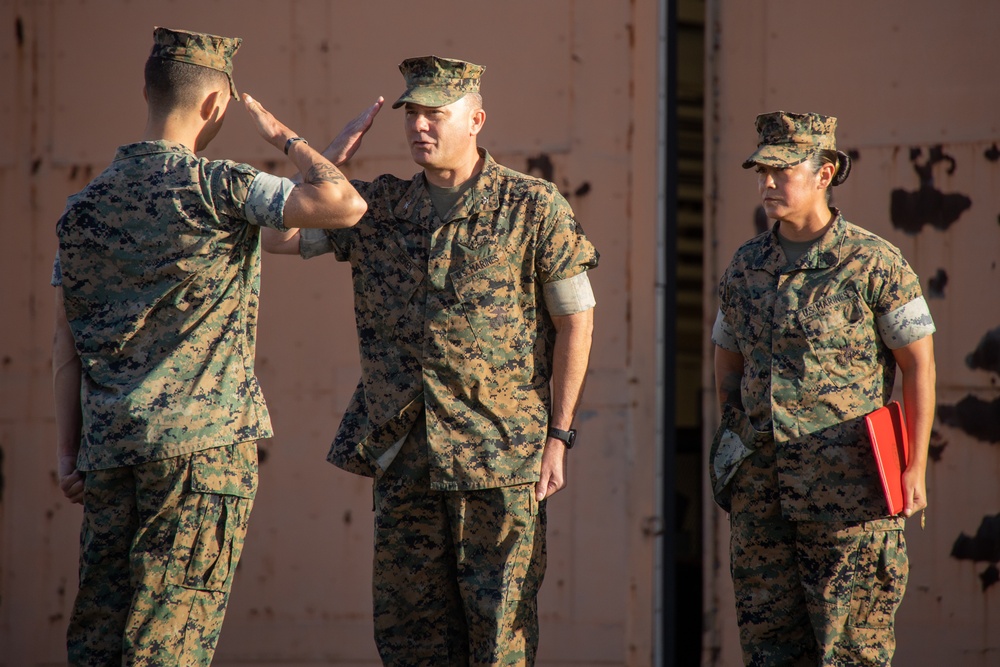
[189,460,258,499]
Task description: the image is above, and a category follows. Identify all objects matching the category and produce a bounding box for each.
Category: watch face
[548,427,576,447]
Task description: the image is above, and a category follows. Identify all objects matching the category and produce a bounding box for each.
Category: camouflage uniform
[711,112,935,666]
[300,55,599,667]
[53,27,294,666]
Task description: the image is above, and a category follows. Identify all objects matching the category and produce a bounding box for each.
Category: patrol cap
[391,55,484,109]
[742,111,838,169]
[150,26,242,99]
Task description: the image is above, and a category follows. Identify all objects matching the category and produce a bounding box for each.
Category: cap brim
[391,87,468,109]
[742,145,811,169]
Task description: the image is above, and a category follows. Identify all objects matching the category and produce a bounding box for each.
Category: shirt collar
[393,148,500,226]
[751,208,846,273]
[113,140,193,162]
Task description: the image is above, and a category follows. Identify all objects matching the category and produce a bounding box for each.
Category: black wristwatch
[547,427,577,449]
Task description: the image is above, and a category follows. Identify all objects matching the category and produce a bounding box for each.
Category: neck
[424,148,484,188]
[776,204,834,242]
[143,111,203,152]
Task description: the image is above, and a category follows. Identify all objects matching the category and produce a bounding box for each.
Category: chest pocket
[797,291,878,387]
[355,239,423,334]
[451,249,527,371]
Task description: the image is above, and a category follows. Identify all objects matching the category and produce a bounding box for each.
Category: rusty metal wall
[703,1,1000,665]
[0,0,662,665]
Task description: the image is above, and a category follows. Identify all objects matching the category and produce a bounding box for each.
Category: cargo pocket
[167,447,258,592]
[849,527,908,628]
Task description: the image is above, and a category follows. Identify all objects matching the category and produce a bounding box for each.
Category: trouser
[372,423,546,667]
[67,441,258,667]
[729,439,908,667]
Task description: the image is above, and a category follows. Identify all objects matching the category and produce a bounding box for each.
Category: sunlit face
[755,161,826,222]
[404,96,480,170]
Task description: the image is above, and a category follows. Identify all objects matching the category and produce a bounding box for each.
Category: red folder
[864,401,910,515]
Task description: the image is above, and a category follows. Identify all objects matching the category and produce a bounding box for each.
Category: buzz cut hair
[144,56,229,114]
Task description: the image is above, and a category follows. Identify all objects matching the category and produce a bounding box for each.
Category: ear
[142,85,148,103]
[200,88,224,121]
[817,161,836,189]
[470,107,486,137]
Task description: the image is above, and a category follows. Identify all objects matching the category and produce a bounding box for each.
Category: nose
[411,113,430,133]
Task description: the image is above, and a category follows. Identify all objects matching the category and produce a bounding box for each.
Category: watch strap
[547,426,576,449]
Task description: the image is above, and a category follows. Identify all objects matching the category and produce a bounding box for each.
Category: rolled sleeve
[51,251,62,287]
[244,172,296,230]
[299,228,336,259]
[877,295,936,349]
[712,308,740,352]
[543,271,596,316]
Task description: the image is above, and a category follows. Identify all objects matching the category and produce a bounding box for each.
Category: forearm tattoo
[306,163,346,185]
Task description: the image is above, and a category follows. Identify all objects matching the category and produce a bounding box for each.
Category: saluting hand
[243,94,297,152]
[323,97,385,166]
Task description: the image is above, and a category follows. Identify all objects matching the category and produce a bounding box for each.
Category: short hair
[463,92,484,112]
[144,56,229,114]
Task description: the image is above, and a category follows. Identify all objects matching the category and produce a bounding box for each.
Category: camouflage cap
[391,55,484,109]
[150,27,242,99]
[742,111,837,169]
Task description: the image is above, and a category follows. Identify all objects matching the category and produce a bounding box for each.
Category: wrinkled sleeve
[51,250,62,287]
[245,172,296,230]
[543,271,596,316]
[877,295,935,349]
[534,188,599,283]
[872,252,935,349]
[299,228,336,259]
[299,178,375,261]
[712,307,740,352]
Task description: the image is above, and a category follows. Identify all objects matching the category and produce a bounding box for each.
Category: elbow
[333,191,367,229]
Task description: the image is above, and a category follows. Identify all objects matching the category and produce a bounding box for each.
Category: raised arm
[243,94,366,230]
[536,307,594,501]
[892,334,936,518]
[260,97,385,255]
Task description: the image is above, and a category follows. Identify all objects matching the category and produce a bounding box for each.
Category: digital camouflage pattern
[55,140,283,470]
[729,438,907,666]
[371,416,545,666]
[391,55,485,109]
[709,402,766,513]
[715,211,933,522]
[150,26,242,98]
[742,110,838,169]
[301,149,599,490]
[68,442,257,665]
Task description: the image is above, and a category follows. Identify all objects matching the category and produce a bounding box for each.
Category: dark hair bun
[832,150,851,186]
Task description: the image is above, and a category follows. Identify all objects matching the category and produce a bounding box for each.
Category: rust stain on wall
[526,153,555,182]
[951,514,1000,591]
[890,145,972,234]
[965,326,1000,376]
[927,268,949,298]
[939,327,1000,444]
[927,430,947,462]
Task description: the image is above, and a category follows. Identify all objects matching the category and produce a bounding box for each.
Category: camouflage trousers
[729,439,908,667]
[372,424,546,666]
[67,441,257,666]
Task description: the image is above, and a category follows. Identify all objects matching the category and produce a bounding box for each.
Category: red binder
[864,401,910,515]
